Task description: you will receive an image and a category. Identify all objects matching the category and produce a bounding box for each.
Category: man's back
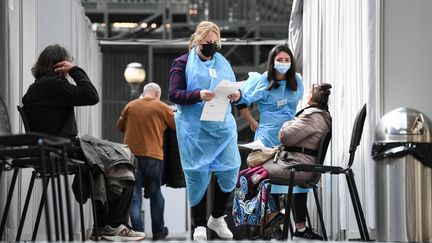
[117,97,175,160]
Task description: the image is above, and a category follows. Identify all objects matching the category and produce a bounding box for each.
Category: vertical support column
[148,45,153,83]
[0,0,8,102]
[254,27,260,67]
[103,3,109,39]
[252,0,260,67]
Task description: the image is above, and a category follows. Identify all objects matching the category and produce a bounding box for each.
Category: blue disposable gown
[175,48,241,206]
[239,72,308,193]
[239,72,304,147]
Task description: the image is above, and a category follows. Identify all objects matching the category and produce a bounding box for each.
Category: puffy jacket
[73,134,136,203]
[263,107,331,186]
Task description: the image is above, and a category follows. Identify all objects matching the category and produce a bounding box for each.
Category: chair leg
[282,169,296,240]
[16,170,37,241]
[260,182,271,238]
[0,168,19,240]
[89,170,99,241]
[61,145,74,241]
[49,158,60,241]
[289,212,295,237]
[289,197,296,236]
[39,145,52,242]
[54,157,66,241]
[77,166,86,242]
[312,186,328,240]
[60,158,74,240]
[345,169,370,241]
[32,177,50,241]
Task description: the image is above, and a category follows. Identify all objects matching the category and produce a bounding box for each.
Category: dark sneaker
[153,227,169,241]
[293,227,323,240]
[89,227,103,241]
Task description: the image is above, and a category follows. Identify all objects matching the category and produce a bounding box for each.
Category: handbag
[246,147,278,168]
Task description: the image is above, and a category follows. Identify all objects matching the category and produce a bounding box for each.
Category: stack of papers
[200,80,245,121]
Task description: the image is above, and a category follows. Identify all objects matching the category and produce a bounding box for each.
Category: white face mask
[274,61,291,74]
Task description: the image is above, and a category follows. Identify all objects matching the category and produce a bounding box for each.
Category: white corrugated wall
[0,0,101,240]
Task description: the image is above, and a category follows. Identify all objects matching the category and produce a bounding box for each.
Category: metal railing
[82,0,291,24]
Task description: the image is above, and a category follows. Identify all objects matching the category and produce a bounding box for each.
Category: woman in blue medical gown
[234,44,306,237]
[168,21,241,241]
[236,44,304,148]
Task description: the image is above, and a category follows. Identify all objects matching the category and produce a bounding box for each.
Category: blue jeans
[130,156,165,234]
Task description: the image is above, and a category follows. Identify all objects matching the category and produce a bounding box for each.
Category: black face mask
[200,43,218,57]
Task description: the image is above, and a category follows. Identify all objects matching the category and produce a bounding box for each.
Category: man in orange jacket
[117,83,175,240]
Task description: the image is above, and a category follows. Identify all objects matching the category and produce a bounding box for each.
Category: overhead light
[189,8,198,15]
[141,23,148,28]
[150,23,157,29]
[124,63,146,84]
[112,22,138,28]
[91,23,98,31]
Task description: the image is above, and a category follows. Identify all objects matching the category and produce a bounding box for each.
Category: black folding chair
[280,104,370,241]
[16,105,99,241]
[1,95,82,242]
[261,128,332,240]
[0,133,72,242]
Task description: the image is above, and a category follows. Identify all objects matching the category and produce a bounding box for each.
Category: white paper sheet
[238,139,273,151]
[200,80,244,121]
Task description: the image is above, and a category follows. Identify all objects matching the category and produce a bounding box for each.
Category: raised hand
[53,61,73,75]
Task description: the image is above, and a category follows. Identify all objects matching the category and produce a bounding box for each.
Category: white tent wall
[3,1,39,241]
[302,0,380,240]
[1,0,101,240]
[70,0,102,139]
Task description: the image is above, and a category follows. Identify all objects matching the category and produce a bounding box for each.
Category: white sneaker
[193,226,207,241]
[101,224,145,241]
[207,215,233,239]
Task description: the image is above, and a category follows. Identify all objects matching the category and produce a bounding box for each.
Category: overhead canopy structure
[99,38,289,47]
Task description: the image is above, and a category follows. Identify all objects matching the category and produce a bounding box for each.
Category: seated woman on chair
[233,83,332,240]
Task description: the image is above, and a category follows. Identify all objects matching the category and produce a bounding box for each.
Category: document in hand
[200,80,245,121]
[238,139,273,151]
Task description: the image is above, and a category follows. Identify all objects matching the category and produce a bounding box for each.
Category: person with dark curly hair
[22,44,146,241]
[233,83,333,241]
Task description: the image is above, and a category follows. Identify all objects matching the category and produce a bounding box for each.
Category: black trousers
[191,181,232,227]
[70,138,133,228]
[95,186,133,228]
[293,193,308,224]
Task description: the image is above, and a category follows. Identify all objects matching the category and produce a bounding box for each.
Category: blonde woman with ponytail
[168,21,241,241]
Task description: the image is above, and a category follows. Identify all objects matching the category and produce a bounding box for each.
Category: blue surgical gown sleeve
[238,72,268,106]
[296,73,304,101]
